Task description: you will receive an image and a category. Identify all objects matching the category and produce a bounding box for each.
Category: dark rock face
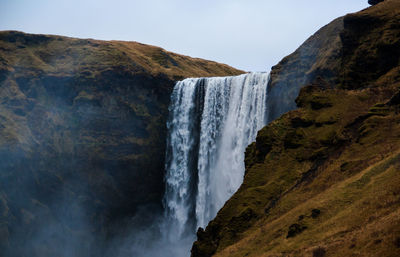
[266,17,344,122]
[265,0,399,120]
[0,68,174,257]
[0,31,243,257]
[369,0,384,5]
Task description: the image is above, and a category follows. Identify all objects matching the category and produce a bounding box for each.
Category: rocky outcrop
[192,1,400,256]
[266,0,399,122]
[369,0,384,5]
[266,17,343,122]
[0,31,243,257]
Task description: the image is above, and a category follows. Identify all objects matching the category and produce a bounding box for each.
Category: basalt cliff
[192,1,400,256]
[0,31,243,256]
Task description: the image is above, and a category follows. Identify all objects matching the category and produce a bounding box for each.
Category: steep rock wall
[0,31,243,256]
[266,17,343,122]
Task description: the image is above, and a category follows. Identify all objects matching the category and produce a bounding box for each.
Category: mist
[104,207,195,257]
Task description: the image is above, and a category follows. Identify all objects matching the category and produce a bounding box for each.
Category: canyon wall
[0,31,243,256]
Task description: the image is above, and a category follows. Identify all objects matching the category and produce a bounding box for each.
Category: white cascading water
[164,72,269,245]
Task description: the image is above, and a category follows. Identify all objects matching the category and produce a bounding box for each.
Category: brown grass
[0,30,244,80]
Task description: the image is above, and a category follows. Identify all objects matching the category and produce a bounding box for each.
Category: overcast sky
[1,0,369,72]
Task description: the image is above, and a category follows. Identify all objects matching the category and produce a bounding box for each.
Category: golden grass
[0,31,244,80]
[193,84,400,256]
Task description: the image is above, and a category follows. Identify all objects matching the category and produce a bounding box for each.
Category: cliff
[192,1,400,256]
[266,16,343,122]
[0,31,243,256]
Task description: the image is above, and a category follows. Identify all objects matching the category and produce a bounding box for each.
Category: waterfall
[164,72,269,242]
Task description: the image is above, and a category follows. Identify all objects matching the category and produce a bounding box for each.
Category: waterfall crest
[164,72,269,240]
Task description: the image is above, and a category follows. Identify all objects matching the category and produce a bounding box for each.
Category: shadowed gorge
[192,1,400,256]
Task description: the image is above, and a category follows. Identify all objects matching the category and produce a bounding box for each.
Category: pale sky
[0,0,369,72]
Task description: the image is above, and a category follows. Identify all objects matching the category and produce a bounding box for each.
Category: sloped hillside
[192,1,400,256]
[0,31,243,256]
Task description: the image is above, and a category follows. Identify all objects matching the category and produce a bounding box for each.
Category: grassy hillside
[192,1,400,256]
[0,31,242,80]
[0,31,243,257]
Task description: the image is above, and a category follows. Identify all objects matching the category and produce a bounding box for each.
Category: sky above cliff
[1,0,369,72]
